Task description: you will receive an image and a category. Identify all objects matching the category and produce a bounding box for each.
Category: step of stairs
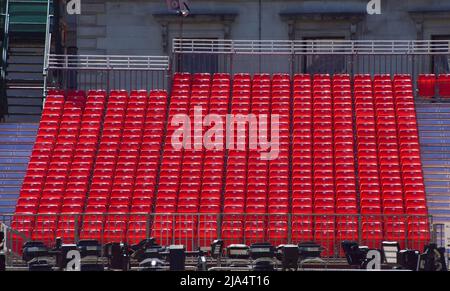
[0,122,37,217]
[417,102,450,225]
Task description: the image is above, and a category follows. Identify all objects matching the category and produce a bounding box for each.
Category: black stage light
[211,239,224,259]
[22,241,49,262]
[250,243,276,271]
[298,242,325,267]
[227,244,250,260]
[139,258,166,271]
[381,241,401,264]
[169,245,186,271]
[132,238,157,252]
[197,249,208,271]
[22,241,53,271]
[131,238,164,263]
[397,250,420,271]
[76,240,104,271]
[104,242,130,271]
[136,240,167,271]
[279,244,300,271]
[55,244,77,270]
[418,243,448,271]
[298,242,323,261]
[76,240,101,258]
[341,241,369,267]
[249,243,275,260]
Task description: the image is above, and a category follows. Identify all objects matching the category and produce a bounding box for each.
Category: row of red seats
[417,74,450,98]
[354,74,429,250]
[393,75,429,249]
[311,74,336,256]
[13,92,67,240]
[126,91,168,244]
[57,91,107,242]
[221,73,251,245]
[173,73,213,248]
[152,72,193,245]
[197,74,231,246]
[267,74,291,246]
[80,90,131,240]
[354,75,385,248]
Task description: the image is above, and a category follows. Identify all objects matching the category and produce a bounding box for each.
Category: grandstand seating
[418,74,450,98]
[12,73,430,256]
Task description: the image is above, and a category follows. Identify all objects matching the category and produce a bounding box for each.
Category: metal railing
[47,54,170,71]
[43,54,170,93]
[173,39,450,55]
[2,213,434,258]
[42,0,53,106]
[0,0,9,120]
[171,39,450,84]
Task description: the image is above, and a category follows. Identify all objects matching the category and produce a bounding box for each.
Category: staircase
[6,42,45,121]
[2,0,50,122]
[416,102,450,225]
[0,122,37,221]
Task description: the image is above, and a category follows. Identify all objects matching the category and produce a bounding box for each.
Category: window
[177,38,219,74]
[300,37,347,74]
[431,35,450,74]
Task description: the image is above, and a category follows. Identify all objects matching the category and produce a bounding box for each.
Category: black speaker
[280,245,299,271]
[419,244,448,271]
[397,250,419,271]
[169,245,185,271]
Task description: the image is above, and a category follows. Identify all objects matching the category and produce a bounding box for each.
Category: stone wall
[60,0,450,74]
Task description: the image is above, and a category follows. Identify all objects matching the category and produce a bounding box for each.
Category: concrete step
[7,87,44,98]
[8,97,43,107]
[7,71,45,82]
[7,106,42,115]
[0,173,26,179]
[0,179,24,186]
[7,54,43,64]
[4,115,41,122]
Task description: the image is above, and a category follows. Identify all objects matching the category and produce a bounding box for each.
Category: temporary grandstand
[0,0,449,272]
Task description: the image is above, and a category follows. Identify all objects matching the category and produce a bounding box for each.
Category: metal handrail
[173,39,450,55]
[1,0,9,80]
[0,0,10,119]
[42,0,52,106]
[47,54,170,71]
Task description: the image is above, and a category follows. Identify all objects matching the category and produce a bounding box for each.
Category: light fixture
[250,243,275,271]
[341,241,369,267]
[279,244,300,271]
[381,241,400,264]
[211,239,224,259]
[397,250,419,271]
[227,244,250,260]
[197,249,208,271]
[169,245,186,271]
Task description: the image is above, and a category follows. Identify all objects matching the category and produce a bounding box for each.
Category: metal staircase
[1,0,52,122]
[416,101,450,225]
